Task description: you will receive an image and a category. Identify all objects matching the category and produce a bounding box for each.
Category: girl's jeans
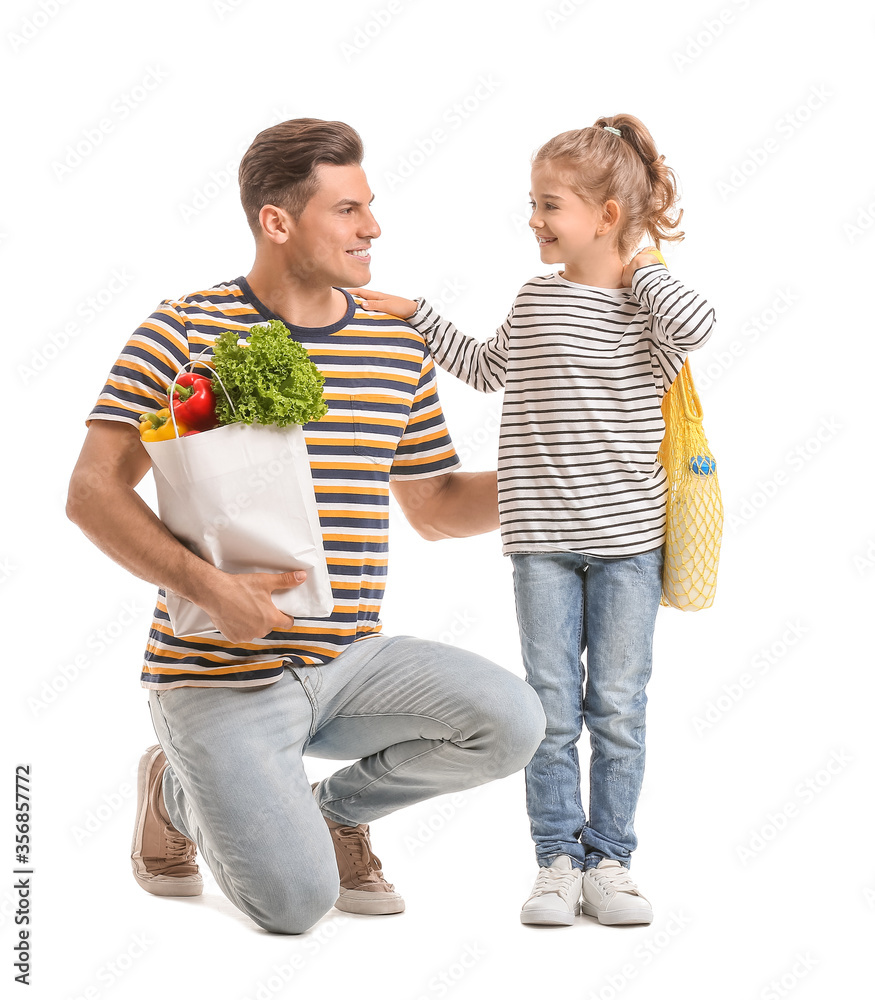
[510,547,664,872]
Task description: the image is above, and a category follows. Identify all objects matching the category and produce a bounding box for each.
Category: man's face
[284,163,380,288]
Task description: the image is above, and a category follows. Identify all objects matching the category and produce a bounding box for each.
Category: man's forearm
[393,471,499,540]
[67,420,305,642]
[67,478,224,608]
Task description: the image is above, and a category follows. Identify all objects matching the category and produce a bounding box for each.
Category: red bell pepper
[170,373,219,431]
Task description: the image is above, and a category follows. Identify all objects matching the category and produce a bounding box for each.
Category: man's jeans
[148,633,545,934]
[510,547,663,872]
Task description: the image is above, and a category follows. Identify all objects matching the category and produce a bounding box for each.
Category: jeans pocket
[149,689,181,756]
[289,667,319,739]
[633,545,665,583]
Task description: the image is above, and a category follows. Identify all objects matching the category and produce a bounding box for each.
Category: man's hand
[347,287,418,318]
[198,569,307,642]
[621,248,662,287]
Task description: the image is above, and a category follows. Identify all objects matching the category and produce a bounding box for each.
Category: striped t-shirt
[87,277,460,689]
[407,264,715,558]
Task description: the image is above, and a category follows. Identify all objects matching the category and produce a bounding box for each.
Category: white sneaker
[581,859,653,925]
[520,855,582,926]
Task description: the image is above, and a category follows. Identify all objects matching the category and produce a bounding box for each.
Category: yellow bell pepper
[138,407,189,441]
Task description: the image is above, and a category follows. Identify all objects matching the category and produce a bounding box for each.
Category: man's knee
[245,871,340,935]
[480,676,546,776]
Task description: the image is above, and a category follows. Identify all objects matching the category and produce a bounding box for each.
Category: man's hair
[238,118,364,236]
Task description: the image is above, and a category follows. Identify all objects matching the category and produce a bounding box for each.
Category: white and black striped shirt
[407,264,715,557]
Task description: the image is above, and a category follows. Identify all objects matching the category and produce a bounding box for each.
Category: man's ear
[258,203,293,245]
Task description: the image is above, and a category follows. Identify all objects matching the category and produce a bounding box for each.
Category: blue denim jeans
[147,633,545,933]
[510,547,663,871]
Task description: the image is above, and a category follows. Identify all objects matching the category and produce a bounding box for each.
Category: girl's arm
[628,263,716,353]
[349,287,510,394]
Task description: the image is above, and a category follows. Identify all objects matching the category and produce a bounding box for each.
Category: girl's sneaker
[519,855,582,926]
[581,859,653,925]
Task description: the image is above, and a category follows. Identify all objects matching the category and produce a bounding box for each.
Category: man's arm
[66,420,304,642]
[390,470,498,541]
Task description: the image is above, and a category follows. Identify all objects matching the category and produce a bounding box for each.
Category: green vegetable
[211,320,328,427]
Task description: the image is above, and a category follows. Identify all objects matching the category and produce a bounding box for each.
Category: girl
[352,114,715,927]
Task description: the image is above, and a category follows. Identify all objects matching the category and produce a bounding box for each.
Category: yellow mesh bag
[650,250,723,610]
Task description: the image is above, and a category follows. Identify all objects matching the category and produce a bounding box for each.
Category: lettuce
[211,320,328,427]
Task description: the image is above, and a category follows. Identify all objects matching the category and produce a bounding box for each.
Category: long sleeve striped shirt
[406,264,715,557]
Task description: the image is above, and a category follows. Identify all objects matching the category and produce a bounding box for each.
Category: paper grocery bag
[142,422,333,636]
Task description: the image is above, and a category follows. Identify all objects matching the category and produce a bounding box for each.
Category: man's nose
[361,208,381,239]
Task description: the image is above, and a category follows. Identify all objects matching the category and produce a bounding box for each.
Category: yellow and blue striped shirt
[87,277,460,689]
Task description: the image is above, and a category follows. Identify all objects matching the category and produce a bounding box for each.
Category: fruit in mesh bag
[663,456,722,610]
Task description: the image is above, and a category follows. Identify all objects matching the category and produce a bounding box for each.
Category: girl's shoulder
[515,273,562,295]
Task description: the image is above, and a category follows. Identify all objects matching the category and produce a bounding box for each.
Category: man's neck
[245,259,348,329]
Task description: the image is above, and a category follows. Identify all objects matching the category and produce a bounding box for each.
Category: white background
[5,0,874,998]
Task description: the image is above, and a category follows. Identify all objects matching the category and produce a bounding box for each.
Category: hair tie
[603,125,621,136]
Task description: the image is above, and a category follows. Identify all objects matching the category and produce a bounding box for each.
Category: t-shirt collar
[235,276,355,337]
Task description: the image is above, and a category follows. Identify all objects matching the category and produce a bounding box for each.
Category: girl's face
[529,162,614,271]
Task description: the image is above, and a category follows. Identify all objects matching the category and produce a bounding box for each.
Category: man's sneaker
[312,783,404,915]
[520,855,582,926]
[131,745,202,897]
[581,859,652,925]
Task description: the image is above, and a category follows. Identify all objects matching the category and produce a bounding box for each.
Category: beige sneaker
[131,745,202,897]
[313,782,404,914]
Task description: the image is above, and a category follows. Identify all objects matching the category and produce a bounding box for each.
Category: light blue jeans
[147,633,545,934]
[510,547,663,872]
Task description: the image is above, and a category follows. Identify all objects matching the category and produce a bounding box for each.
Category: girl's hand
[347,287,418,319]
[621,248,662,287]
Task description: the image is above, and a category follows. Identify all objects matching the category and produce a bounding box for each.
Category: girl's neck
[560,256,625,289]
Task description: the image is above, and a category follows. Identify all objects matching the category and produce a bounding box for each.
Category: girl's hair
[532,114,684,260]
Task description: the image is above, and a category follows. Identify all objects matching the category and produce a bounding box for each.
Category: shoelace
[335,826,387,884]
[164,830,195,859]
[590,867,642,896]
[146,825,197,875]
[529,866,579,900]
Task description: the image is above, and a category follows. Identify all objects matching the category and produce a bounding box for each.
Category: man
[66,118,545,934]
